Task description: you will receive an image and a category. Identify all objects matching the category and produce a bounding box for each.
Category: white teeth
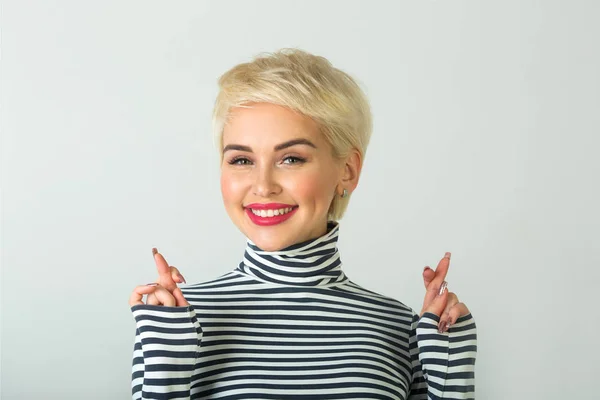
[251,207,294,217]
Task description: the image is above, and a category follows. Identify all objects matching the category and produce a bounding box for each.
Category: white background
[2,1,599,398]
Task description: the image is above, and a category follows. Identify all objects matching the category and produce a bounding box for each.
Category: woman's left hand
[420,252,470,333]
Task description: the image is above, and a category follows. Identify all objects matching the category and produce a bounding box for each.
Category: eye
[281,156,306,165]
[228,157,252,165]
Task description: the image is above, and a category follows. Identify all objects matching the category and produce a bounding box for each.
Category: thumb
[421,281,449,317]
[173,287,190,307]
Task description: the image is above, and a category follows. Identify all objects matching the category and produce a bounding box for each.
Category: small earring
[341,189,348,198]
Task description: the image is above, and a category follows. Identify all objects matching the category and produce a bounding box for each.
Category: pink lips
[245,203,298,226]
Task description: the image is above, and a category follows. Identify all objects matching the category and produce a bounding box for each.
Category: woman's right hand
[129,248,190,307]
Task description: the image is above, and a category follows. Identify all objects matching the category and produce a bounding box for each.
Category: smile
[245,203,298,226]
[250,207,294,217]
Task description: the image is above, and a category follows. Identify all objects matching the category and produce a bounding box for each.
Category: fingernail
[145,282,158,286]
[439,321,450,333]
[444,252,451,260]
[177,274,187,284]
[423,266,431,272]
[152,248,158,257]
[438,281,448,296]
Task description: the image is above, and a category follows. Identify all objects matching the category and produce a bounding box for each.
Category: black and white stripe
[131,223,476,399]
[238,222,346,287]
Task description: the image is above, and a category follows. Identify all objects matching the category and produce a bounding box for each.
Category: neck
[237,221,347,286]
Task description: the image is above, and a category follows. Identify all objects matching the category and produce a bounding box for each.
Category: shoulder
[179,270,253,293]
[333,279,416,317]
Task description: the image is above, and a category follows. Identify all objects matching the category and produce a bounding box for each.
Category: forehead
[222,103,322,146]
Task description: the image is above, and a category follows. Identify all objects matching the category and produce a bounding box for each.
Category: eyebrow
[222,138,317,154]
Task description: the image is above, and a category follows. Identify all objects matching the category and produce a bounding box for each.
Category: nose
[252,165,281,198]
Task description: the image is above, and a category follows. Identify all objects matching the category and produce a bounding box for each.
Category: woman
[129,48,477,399]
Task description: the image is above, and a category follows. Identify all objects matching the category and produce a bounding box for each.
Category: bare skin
[128,248,189,308]
[420,252,471,332]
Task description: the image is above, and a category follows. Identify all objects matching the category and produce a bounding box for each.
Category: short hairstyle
[212,48,372,221]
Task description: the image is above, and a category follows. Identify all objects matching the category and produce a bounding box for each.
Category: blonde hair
[212,48,372,221]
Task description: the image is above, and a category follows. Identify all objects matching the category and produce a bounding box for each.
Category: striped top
[131,223,477,399]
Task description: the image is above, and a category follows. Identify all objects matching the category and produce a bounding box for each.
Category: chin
[234,207,302,251]
[232,208,326,251]
[246,229,296,251]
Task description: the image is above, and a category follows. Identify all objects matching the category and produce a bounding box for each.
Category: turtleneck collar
[236,221,347,287]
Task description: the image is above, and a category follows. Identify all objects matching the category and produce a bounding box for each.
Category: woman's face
[220,103,345,251]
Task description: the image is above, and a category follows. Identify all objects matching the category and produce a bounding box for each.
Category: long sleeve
[131,304,203,400]
[408,312,477,399]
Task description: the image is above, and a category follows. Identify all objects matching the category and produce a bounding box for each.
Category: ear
[338,149,362,195]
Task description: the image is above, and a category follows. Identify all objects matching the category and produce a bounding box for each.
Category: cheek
[220,171,244,205]
[286,170,335,206]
